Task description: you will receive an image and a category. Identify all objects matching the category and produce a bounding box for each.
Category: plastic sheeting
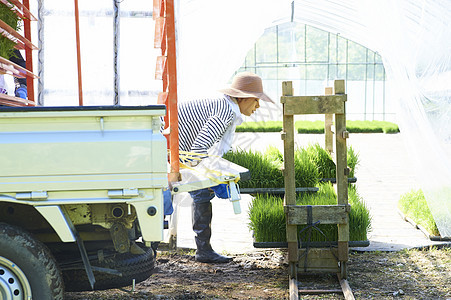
[175,0,450,237]
[37,0,158,106]
[34,0,450,237]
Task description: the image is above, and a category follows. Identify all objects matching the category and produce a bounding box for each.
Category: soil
[64,246,450,300]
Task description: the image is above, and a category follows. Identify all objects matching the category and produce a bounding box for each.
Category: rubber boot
[192,202,232,263]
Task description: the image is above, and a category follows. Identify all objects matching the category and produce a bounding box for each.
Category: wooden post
[324,87,334,154]
[74,0,83,106]
[165,0,180,182]
[282,81,298,283]
[334,80,349,278]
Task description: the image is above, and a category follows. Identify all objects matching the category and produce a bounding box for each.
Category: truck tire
[0,223,64,300]
[63,243,155,292]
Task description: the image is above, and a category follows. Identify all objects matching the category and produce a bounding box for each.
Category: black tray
[240,187,319,194]
[253,240,370,248]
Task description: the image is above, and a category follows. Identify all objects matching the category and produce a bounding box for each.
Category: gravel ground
[65,246,450,300]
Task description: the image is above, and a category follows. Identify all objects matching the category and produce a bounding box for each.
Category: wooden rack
[0,0,38,106]
[281,80,354,300]
[153,0,179,182]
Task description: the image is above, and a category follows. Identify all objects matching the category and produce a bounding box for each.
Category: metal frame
[154,0,180,182]
[239,23,388,120]
[0,0,37,106]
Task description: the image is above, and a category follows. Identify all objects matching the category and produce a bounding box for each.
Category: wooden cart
[281,80,354,299]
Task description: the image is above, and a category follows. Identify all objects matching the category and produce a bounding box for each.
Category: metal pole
[23,0,34,103]
[74,0,83,106]
[37,0,44,106]
[113,0,120,105]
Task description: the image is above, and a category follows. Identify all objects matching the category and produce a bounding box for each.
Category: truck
[0,104,246,299]
[0,105,169,299]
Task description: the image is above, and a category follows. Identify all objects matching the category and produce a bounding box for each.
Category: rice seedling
[224,146,319,188]
[398,189,440,236]
[249,183,372,243]
[235,121,282,132]
[347,146,360,178]
[236,120,399,134]
[0,4,20,59]
[295,120,324,134]
[348,185,372,241]
[223,148,284,188]
[263,145,283,170]
[226,143,358,189]
[294,147,319,188]
[346,120,399,133]
[306,143,336,179]
[296,183,338,243]
[248,194,286,242]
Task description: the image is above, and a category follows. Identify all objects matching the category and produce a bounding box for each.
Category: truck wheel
[64,243,155,292]
[0,223,64,300]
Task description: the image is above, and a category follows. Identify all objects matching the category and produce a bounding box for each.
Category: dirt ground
[64,246,450,300]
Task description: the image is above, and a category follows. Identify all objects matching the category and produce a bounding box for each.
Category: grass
[398,189,440,236]
[248,183,372,243]
[235,120,399,134]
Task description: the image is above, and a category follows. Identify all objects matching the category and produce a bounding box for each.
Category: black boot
[192,202,232,263]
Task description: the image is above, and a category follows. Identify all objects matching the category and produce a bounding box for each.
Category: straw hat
[219,72,274,103]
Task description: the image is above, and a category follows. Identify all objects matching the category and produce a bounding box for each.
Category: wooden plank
[7,0,38,21]
[324,87,333,95]
[0,56,38,79]
[298,248,339,272]
[334,80,346,94]
[282,81,296,206]
[154,17,166,52]
[289,277,299,300]
[298,289,342,294]
[0,19,38,50]
[335,113,348,206]
[0,0,36,21]
[338,276,355,300]
[338,241,349,261]
[157,92,168,105]
[281,95,346,115]
[324,87,334,154]
[152,0,165,19]
[0,93,35,106]
[334,79,349,272]
[285,205,349,225]
[282,81,298,264]
[325,114,334,153]
[155,56,167,80]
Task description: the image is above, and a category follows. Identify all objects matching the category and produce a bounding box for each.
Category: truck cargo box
[0,105,168,193]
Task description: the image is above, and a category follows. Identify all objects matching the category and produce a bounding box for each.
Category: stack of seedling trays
[223,144,370,248]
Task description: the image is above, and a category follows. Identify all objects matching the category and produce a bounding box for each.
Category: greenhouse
[0,0,449,298]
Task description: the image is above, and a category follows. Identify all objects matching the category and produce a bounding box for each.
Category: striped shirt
[178,95,236,156]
